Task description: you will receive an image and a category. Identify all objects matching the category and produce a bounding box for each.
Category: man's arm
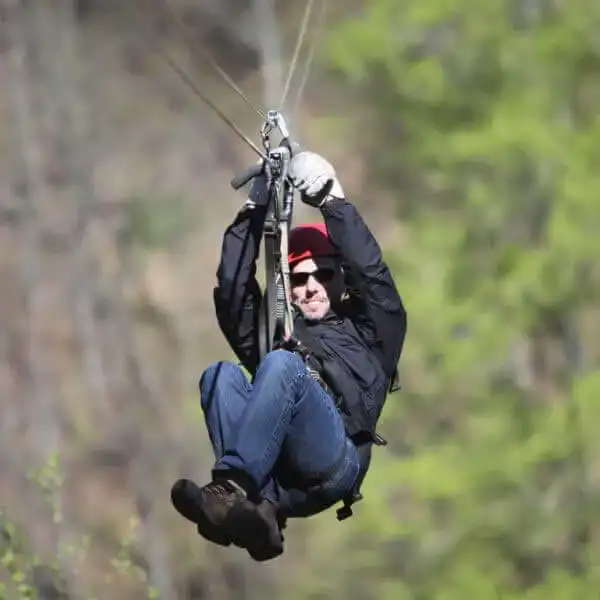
[321,197,407,378]
[213,175,269,375]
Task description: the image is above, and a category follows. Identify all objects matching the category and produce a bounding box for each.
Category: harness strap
[279,221,295,339]
[258,143,296,359]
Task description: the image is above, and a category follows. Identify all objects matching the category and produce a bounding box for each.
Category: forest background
[1,1,599,599]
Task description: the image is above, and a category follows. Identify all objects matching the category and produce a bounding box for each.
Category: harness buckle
[336,490,363,521]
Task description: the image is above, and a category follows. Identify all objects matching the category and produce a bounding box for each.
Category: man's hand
[289,151,345,207]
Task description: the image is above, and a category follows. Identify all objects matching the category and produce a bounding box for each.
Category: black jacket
[213,190,407,442]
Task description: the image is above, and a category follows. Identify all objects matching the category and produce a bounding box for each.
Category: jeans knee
[259,349,304,379]
[199,360,243,411]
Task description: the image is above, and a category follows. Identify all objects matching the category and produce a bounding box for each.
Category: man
[170,150,407,561]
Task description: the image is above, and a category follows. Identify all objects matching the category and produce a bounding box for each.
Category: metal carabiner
[260,122,272,153]
[262,110,291,148]
[269,110,290,140]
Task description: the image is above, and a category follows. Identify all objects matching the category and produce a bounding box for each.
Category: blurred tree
[273,0,600,598]
[3,0,600,597]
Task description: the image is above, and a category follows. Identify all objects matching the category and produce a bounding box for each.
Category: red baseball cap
[288,222,336,267]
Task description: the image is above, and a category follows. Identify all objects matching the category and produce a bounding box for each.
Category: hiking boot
[226,498,285,561]
[170,477,246,547]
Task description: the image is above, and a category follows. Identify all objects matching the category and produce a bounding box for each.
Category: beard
[298,297,330,320]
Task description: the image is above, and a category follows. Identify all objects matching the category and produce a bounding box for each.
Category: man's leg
[171,360,283,551]
[214,350,356,486]
[200,360,250,456]
[210,350,359,553]
[171,360,252,546]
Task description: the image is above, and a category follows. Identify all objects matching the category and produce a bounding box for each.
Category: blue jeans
[199,349,360,518]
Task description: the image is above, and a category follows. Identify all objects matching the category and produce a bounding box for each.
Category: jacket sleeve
[213,177,269,376]
[320,197,407,378]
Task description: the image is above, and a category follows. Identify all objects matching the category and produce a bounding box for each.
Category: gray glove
[289,151,345,207]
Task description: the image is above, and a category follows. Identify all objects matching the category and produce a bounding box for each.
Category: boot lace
[206,479,244,500]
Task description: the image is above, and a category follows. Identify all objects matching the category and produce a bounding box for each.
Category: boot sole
[170,479,231,547]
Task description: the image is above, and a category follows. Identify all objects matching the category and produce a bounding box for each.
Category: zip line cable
[128,1,266,158]
[150,42,267,158]
[280,0,315,112]
[130,0,326,159]
[158,1,267,121]
[290,0,330,122]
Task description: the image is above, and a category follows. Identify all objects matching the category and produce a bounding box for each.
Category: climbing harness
[230,110,297,360]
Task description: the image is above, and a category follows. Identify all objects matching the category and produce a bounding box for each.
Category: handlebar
[230,161,264,190]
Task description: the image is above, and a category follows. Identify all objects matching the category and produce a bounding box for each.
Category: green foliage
[110,517,159,600]
[0,453,67,600]
[7,3,600,597]
[270,1,600,598]
[1,452,159,599]
[0,513,38,600]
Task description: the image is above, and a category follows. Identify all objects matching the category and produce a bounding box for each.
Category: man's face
[290,256,344,320]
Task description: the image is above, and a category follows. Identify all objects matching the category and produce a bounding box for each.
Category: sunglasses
[290,268,336,287]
